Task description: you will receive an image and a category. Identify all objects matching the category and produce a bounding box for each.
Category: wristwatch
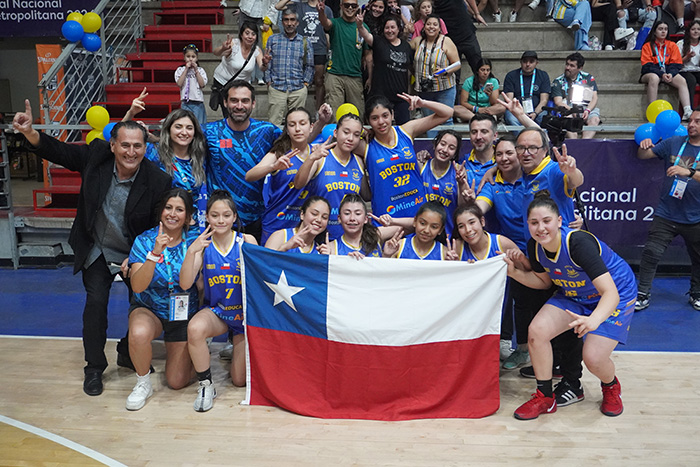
[688,168,696,179]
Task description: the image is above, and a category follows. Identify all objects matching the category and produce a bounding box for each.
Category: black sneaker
[519,365,563,379]
[635,293,650,311]
[554,379,585,407]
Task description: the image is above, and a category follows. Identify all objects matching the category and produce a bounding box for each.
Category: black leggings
[680,71,700,108]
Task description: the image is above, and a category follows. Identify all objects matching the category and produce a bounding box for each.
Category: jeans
[180,100,207,129]
[504,109,548,127]
[555,1,592,50]
[638,216,700,295]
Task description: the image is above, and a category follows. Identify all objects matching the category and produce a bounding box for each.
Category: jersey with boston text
[202,232,245,333]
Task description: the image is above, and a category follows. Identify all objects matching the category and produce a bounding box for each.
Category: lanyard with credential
[163,233,187,293]
[672,138,700,169]
[655,43,667,71]
[520,69,536,98]
[561,72,583,94]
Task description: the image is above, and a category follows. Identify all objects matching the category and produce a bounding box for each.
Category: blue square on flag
[242,244,328,339]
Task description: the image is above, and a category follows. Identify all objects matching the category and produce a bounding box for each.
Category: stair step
[160,1,223,9]
[136,37,212,54]
[154,10,225,26]
[144,25,212,40]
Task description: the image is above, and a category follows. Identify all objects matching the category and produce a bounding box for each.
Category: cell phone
[483,83,493,92]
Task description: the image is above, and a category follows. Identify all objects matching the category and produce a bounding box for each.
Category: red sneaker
[514,390,557,420]
[600,379,623,417]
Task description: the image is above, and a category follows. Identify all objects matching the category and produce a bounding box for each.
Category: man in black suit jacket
[13,100,172,396]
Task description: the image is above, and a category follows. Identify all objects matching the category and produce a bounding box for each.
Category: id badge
[169,293,190,321]
[522,98,534,114]
[670,177,687,199]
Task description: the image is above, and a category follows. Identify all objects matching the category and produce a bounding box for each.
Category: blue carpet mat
[1,267,698,351]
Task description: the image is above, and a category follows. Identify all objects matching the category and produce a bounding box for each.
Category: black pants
[453,32,483,85]
[81,254,131,374]
[592,4,618,47]
[680,71,700,108]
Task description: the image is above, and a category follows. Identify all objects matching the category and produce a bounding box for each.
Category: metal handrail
[37,0,143,142]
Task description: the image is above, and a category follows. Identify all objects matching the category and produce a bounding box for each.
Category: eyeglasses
[342,3,359,9]
[514,145,544,154]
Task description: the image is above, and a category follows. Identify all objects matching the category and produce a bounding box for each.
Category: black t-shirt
[527,230,609,280]
[432,0,476,43]
[370,36,413,99]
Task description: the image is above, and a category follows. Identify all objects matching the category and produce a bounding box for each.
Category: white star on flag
[264,271,305,312]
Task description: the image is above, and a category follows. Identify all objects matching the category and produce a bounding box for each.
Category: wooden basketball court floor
[1,336,698,466]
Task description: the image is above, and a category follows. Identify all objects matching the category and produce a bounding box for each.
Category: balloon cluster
[634,100,688,145]
[61,11,103,52]
[314,103,361,144]
[85,105,113,144]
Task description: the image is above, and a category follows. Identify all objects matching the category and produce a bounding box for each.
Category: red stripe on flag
[247,326,500,420]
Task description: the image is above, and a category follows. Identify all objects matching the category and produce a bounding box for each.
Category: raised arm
[179,227,212,290]
[318,0,333,31]
[399,93,453,137]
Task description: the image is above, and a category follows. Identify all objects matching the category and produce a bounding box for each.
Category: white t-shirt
[213,39,261,84]
[677,40,700,72]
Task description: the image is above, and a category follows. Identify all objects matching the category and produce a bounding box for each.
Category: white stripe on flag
[326,255,506,346]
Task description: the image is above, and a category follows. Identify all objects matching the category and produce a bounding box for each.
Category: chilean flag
[241,244,505,420]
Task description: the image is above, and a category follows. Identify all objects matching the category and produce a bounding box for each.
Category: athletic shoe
[554,379,585,407]
[492,10,502,22]
[614,27,634,41]
[513,390,557,420]
[683,108,693,122]
[502,349,530,370]
[600,379,623,416]
[528,0,540,9]
[193,380,217,412]
[509,10,517,22]
[604,45,614,51]
[219,342,233,360]
[500,339,514,361]
[635,293,650,311]
[689,293,700,311]
[126,377,153,411]
[519,365,563,379]
[568,20,581,31]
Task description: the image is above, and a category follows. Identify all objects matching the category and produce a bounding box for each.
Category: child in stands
[175,44,208,127]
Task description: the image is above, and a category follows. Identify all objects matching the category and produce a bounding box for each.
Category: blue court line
[0,267,698,351]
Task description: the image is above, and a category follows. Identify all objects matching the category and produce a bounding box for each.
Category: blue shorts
[209,304,245,335]
[546,293,635,345]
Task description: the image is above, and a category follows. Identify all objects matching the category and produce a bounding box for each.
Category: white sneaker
[492,10,502,22]
[604,45,614,50]
[683,108,693,121]
[500,339,514,361]
[528,0,540,10]
[126,376,153,411]
[193,380,217,412]
[509,10,517,22]
[614,27,634,41]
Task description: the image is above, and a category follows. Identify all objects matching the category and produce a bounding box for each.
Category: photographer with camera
[551,53,600,140]
[503,51,551,128]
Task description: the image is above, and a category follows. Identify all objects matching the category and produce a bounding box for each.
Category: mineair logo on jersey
[387,205,396,214]
[276,211,286,218]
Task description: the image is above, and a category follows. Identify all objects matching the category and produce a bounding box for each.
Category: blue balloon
[634,123,660,145]
[311,134,324,145]
[655,109,681,140]
[81,33,102,52]
[320,123,337,141]
[675,125,689,137]
[102,122,117,141]
[61,20,84,42]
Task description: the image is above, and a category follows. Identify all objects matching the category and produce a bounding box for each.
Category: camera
[419,78,433,93]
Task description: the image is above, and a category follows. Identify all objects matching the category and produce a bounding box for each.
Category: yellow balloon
[81,12,102,33]
[336,103,360,122]
[646,99,673,123]
[86,105,110,130]
[66,12,83,23]
[86,129,105,144]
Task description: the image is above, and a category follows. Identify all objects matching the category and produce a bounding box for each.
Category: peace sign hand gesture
[190,225,213,254]
[382,229,404,257]
[461,178,477,201]
[445,237,459,261]
[553,144,577,175]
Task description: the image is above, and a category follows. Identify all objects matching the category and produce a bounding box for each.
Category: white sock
[684,106,692,113]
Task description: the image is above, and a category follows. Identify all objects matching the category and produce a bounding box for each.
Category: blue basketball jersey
[365,126,426,219]
[261,150,309,244]
[522,157,576,228]
[307,149,364,239]
[281,227,320,254]
[331,235,382,257]
[459,232,503,262]
[396,234,444,260]
[534,227,637,305]
[202,232,245,333]
[205,119,282,225]
[421,160,459,236]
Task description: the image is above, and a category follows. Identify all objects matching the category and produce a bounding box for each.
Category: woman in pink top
[412,0,448,39]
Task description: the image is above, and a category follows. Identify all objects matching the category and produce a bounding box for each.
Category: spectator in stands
[387,0,415,36]
[239,0,277,28]
[175,44,208,128]
[635,108,700,311]
[454,58,505,122]
[679,20,700,107]
[552,0,593,50]
[503,51,551,126]
[205,80,283,242]
[358,12,414,123]
[364,0,389,36]
[412,0,447,39]
[318,0,370,121]
[264,9,315,128]
[509,0,550,22]
[275,0,335,110]
[617,0,657,34]
[475,0,503,22]
[411,14,460,124]
[433,0,485,77]
[591,0,634,50]
[211,23,266,119]
[666,0,700,33]
[640,20,693,120]
[12,103,171,397]
[551,52,601,139]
